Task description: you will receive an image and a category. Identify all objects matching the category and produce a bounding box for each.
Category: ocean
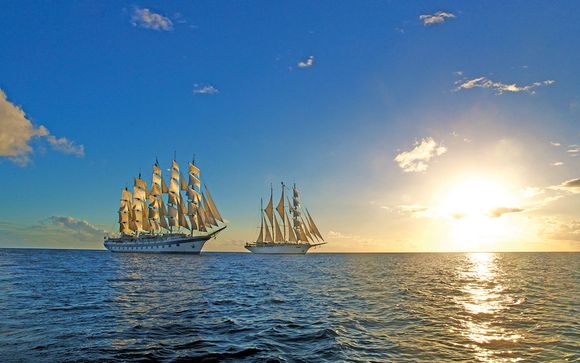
[0,249,578,362]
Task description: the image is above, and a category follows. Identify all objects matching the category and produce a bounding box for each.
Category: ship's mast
[281,182,286,241]
[270,184,275,241]
[293,183,301,241]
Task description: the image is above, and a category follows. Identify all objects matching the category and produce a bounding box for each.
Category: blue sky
[1,1,579,251]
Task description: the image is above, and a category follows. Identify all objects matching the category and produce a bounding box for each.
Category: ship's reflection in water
[456,253,524,362]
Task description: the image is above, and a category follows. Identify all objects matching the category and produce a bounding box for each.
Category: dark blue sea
[0,250,578,362]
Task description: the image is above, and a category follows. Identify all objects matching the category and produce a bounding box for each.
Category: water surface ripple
[0,250,578,362]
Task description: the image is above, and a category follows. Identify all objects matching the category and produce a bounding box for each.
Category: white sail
[286,210,297,242]
[142,209,150,231]
[274,216,284,241]
[202,194,218,226]
[189,174,201,189]
[187,201,196,215]
[169,179,180,195]
[180,175,188,191]
[151,183,162,197]
[204,186,223,222]
[178,209,190,230]
[264,217,273,242]
[276,188,285,219]
[300,216,313,242]
[121,189,132,202]
[276,187,285,240]
[265,191,274,226]
[134,177,147,190]
[159,214,169,230]
[188,162,200,177]
[187,187,200,202]
[196,205,207,232]
[133,188,146,203]
[168,205,178,227]
[189,215,199,231]
[256,216,264,243]
[161,178,169,193]
[306,209,324,240]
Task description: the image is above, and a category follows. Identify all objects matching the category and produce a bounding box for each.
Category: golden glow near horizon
[437,177,522,251]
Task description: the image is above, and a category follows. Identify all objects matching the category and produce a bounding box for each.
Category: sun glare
[437,177,521,251]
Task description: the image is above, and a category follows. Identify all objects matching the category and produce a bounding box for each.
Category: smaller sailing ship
[245,183,325,254]
[104,157,226,253]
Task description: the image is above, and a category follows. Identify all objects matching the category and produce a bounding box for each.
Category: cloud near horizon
[419,11,455,26]
[0,89,84,166]
[455,77,554,95]
[42,216,106,239]
[131,7,173,31]
[540,218,580,242]
[394,137,447,172]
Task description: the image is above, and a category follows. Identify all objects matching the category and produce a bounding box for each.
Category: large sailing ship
[104,158,226,253]
[245,183,325,254]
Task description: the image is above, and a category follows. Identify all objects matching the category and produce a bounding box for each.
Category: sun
[436,177,521,251]
[438,178,513,218]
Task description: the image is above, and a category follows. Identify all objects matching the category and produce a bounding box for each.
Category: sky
[0,1,579,252]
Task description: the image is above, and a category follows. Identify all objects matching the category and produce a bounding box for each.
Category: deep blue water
[0,249,578,362]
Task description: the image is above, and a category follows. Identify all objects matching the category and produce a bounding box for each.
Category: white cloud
[567,144,579,156]
[550,141,561,147]
[551,161,564,167]
[42,216,105,239]
[551,178,580,193]
[193,84,219,95]
[394,137,447,173]
[419,11,455,26]
[455,77,555,95]
[297,56,314,68]
[131,7,173,31]
[0,89,84,166]
[540,218,580,242]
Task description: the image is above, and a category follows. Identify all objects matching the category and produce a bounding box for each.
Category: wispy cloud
[567,144,579,156]
[487,207,524,218]
[193,84,219,95]
[455,77,555,95]
[550,141,561,147]
[0,89,84,166]
[419,11,455,26]
[450,131,471,143]
[394,137,447,173]
[551,161,564,167]
[131,7,173,31]
[297,56,314,68]
[382,204,430,218]
[550,178,580,194]
[327,230,380,247]
[46,135,84,157]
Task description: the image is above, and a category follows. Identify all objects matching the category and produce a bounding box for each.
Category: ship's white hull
[104,234,211,254]
[245,242,314,254]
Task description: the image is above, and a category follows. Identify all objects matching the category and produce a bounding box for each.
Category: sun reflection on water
[457,253,524,362]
